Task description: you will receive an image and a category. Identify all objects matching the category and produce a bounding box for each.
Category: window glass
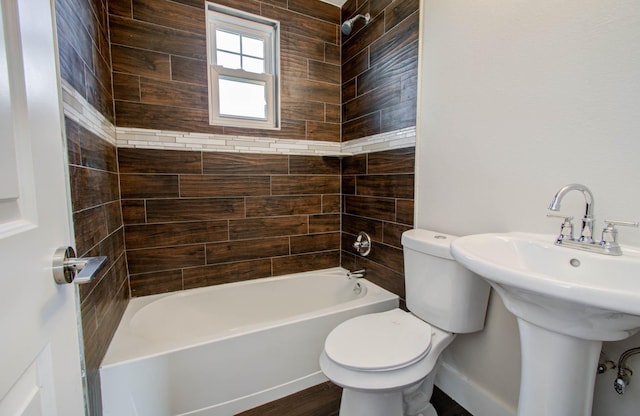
[206,4,279,129]
[219,77,266,119]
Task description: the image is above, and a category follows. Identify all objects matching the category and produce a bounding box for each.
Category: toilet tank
[402,229,490,333]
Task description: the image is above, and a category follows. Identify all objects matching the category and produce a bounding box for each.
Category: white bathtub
[100,267,398,416]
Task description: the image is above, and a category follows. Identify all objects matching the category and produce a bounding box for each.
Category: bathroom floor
[236,382,473,416]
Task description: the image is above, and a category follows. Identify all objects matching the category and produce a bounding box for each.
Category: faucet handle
[547,213,574,242]
[600,220,639,255]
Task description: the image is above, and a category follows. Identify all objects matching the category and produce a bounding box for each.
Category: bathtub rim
[101,266,399,369]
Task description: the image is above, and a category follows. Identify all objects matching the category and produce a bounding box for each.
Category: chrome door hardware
[353,231,371,256]
[52,246,107,284]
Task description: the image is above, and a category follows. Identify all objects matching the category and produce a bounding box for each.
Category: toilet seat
[324,309,432,372]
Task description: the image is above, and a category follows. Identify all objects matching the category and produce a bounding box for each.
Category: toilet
[319,229,490,416]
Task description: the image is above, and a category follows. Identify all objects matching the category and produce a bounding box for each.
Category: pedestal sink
[451,232,640,416]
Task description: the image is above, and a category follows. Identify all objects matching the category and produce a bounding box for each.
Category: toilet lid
[324,309,432,371]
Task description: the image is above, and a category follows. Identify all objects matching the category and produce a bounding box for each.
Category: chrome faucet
[547,184,638,255]
[347,268,366,279]
[548,184,596,243]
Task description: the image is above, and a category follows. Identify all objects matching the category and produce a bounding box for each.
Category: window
[206,4,280,130]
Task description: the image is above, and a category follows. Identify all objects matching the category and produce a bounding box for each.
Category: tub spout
[347,268,366,279]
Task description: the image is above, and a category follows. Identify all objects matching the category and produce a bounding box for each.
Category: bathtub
[100,267,398,416]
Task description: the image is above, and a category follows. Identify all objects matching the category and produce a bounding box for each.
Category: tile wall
[55,0,125,414]
[341,147,415,298]
[119,148,342,296]
[108,0,342,141]
[341,0,419,141]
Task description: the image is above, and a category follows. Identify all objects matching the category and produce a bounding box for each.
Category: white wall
[416,0,640,414]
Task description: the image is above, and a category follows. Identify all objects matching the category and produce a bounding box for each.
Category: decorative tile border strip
[60,80,116,146]
[340,127,416,155]
[60,82,416,155]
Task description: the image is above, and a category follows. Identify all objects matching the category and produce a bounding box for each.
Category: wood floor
[236,382,473,416]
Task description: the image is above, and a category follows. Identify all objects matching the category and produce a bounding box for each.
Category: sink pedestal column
[517,319,601,416]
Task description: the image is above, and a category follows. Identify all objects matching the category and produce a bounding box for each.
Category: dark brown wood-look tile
[342,112,381,141]
[367,147,415,174]
[118,148,202,174]
[125,220,228,249]
[115,101,221,133]
[306,121,341,142]
[129,269,183,297]
[74,206,109,256]
[325,104,341,123]
[271,251,340,276]
[64,117,82,166]
[272,175,340,195]
[290,155,341,175]
[171,55,207,85]
[383,222,412,248]
[202,152,289,175]
[69,166,120,211]
[105,201,124,233]
[356,174,414,199]
[282,98,325,122]
[111,44,171,80]
[344,195,396,222]
[290,232,340,254]
[206,237,290,264]
[121,199,146,224]
[353,254,405,298]
[119,174,179,198]
[366,241,404,272]
[261,4,338,45]
[108,0,133,17]
[396,199,414,225]
[229,216,308,240]
[246,195,322,217]
[283,79,340,105]
[281,34,325,62]
[113,72,141,101]
[343,48,369,84]
[209,0,260,15]
[140,77,208,108]
[287,0,340,24]
[322,195,341,213]
[370,11,419,66]
[341,154,367,175]
[325,42,340,66]
[342,14,385,59]
[356,44,418,96]
[380,98,417,133]
[309,214,341,233]
[145,198,244,222]
[179,175,271,197]
[109,15,206,60]
[342,214,383,241]
[126,244,205,274]
[343,81,401,121]
[308,60,340,84]
[132,0,205,35]
[236,381,342,416]
[183,259,272,289]
[384,0,419,32]
[342,175,356,195]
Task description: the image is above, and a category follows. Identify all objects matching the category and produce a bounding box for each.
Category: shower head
[341,13,371,35]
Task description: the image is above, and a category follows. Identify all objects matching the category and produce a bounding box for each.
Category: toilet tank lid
[401,229,457,260]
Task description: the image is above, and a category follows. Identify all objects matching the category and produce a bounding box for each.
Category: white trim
[436,361,517,416]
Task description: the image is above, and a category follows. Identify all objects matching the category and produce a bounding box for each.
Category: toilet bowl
[320,229,490,416]
[319,309,455,416]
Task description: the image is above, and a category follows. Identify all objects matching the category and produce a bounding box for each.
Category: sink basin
[451,232,640,340]
[451,232,640,416]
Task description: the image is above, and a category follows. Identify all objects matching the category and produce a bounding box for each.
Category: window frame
[206,3,281,130]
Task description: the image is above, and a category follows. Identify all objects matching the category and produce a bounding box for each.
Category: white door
[0,0,85,414]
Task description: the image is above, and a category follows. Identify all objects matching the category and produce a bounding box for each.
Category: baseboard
[435,361,516,416]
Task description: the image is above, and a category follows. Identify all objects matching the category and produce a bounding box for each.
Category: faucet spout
[548,183,595,219]
[549,183,595,243]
